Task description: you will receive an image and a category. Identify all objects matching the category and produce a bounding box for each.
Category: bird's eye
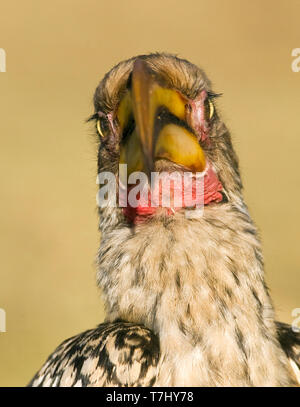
[204,98,214,121]
[96,119,109,138]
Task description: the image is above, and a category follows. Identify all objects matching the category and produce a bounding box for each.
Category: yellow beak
[118,59,206,179]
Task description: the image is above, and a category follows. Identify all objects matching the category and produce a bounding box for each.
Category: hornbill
[29,54,300,387]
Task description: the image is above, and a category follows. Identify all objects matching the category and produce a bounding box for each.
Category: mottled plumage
[29,53,300,386]
[277,322,300,383]
[28,321,299,387]
[29,321,159,387]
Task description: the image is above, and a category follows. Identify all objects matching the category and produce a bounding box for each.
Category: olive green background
[0,0,299,386]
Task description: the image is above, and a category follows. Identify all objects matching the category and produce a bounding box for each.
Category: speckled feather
[28,321,160,387]
[28,320,299,387]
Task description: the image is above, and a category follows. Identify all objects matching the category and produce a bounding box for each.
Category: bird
[29,53,300,387]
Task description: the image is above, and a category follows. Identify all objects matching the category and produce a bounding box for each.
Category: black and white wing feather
[277,322,300,384]
[28,320,300,386]
[28,321,160,387]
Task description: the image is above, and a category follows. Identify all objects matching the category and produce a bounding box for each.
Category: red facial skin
[121,164,223,224]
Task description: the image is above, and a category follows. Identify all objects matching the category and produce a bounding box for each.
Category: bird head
[91,54,243,225]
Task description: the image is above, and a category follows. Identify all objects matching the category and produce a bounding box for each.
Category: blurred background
[0,0,299,386]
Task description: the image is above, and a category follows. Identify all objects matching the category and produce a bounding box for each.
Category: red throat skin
[121,164,223,224]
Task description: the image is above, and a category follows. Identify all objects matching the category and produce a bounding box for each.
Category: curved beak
[119,59,206,180]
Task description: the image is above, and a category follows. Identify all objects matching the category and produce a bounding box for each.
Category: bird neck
[97,204,293,386]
